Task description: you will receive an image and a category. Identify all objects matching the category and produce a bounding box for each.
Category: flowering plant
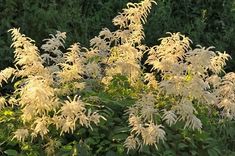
[0,0,234,155]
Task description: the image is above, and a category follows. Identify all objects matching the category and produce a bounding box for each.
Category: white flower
[124,135,140,153]
[162,110,177,126]
[12,129,29,142]
[0,97,6,110]
[60,95,85,119]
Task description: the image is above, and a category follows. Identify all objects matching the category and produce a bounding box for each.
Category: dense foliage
[1,0,235,70]
[1,0,235,156]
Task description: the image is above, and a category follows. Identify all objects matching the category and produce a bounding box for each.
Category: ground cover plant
[0,0,235,155]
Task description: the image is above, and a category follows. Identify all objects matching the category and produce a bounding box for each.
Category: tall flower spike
[19,76,58,120]
[146,32,191,72]
[126,93,165,151]
[113,0,157,44]
[41,31,66,64]
[210,51,230,74]
[9,28,46,77]
[57,43,84,83]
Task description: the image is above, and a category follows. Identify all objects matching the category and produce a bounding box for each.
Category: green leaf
[105,150,117,156]
[4,149,18,156]
[3,110,14,116]
[208,148,219,156]
[85,137,97,145]
[112,126,129,134]
[178,143,188,149]
[163,149,176,156]
[62,145,73,151]
[190,150,198,156]
[112,133,128,141]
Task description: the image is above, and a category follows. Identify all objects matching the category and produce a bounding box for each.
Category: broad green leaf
[4,149,18,156]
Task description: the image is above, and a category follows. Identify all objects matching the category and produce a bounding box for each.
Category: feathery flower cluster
[103,43,143,86]
[0,67,15,86]
[9,28,46,77]
[53,95,104,135]
[12,129,29,142]
[113,0,157,44]
[41,31,66,64]
[93,0,156,87]
[144,32,230,132]
[208,73,235,119]
[125,93,165,151]
[57,43,84,83]
[19,76,58,121]
[1,28,104,155]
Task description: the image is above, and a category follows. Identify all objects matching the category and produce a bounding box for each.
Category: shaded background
[0,0,235,71]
